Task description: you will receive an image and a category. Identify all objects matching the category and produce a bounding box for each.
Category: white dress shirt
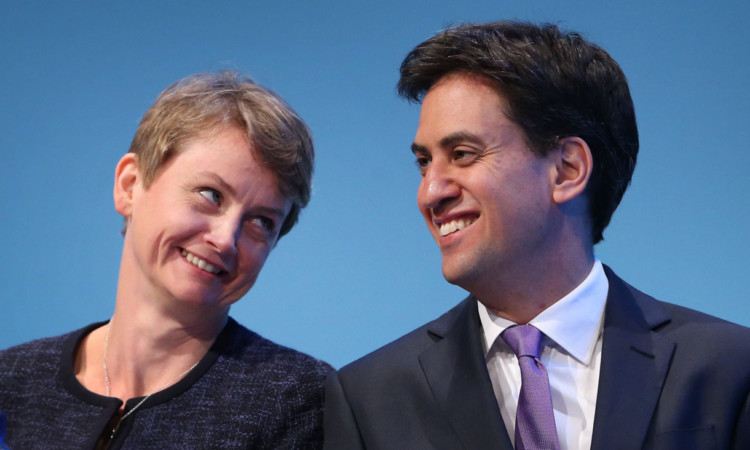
[478,260,608,450]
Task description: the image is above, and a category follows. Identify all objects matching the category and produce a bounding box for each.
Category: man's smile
[438,216,478,236]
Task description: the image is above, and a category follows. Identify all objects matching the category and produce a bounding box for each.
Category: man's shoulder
[606,266,750,352]
[338,296,474,379]
[654,299,750,348]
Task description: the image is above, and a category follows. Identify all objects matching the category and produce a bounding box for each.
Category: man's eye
[453,149,477,163]
[199,189,222,205]
[414,156,430,175]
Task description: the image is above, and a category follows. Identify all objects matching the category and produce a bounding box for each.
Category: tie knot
[502,325,542,358]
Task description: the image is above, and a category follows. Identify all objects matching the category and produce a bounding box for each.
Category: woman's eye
[199,189,222,205]
[250,216,274,232]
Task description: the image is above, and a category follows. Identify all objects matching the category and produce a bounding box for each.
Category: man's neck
[474,250,595,325]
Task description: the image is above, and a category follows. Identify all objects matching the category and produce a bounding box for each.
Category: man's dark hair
[398,21,638,243]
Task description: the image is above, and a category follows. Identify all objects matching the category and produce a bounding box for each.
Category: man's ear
[113,153,140,217]
[551,137,593,205]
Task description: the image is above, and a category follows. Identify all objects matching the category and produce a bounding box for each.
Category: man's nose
[418,160,461,213]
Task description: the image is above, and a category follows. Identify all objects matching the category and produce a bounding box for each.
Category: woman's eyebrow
[195,171,236,197]
[195,171,287,218]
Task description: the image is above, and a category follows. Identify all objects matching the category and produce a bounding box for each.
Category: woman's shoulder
[0,322,103,380]
[0,332,68,370]
[0,331,72,406]
[214,317,332,379]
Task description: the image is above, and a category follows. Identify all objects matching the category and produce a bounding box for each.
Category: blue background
[1,1,748,369]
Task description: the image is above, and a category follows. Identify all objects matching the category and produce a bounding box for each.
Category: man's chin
[441,262,473,289]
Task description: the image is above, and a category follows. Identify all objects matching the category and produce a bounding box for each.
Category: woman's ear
[113,153,140,217]
[551,137,593,204]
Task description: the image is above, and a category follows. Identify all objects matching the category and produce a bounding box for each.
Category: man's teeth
[181,250,221,274]
[439,218,476,236]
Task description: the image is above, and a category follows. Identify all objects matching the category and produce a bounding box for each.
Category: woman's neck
[74,298,227,404]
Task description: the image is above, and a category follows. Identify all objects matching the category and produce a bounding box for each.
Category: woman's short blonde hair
[127,71,314,237]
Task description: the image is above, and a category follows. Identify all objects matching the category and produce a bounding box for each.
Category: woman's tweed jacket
[0,317,331,449]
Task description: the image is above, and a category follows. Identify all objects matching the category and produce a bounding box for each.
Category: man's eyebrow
[438,131,484,149]
[411,143,427,155]
[411,131,484,155]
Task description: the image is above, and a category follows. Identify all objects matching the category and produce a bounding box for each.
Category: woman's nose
[206,216,241,256]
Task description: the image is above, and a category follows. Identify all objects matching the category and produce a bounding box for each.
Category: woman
[0,72,330,448]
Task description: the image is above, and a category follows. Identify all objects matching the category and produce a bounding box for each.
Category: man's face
[412,73,559,295]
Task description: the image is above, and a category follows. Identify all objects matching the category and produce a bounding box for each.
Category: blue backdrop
[1,0,748,368]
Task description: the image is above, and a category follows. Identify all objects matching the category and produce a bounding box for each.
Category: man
[325,21,750,449]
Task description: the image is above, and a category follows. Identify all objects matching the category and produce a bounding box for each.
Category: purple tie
[502,325,561,450]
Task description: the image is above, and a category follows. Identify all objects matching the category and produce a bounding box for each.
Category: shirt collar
[478,259,608,366]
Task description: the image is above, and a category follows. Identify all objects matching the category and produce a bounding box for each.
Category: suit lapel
[591,267,675,449]
[419,298,513,450]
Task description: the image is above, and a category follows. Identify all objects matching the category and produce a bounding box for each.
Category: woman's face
[116,125,291,313]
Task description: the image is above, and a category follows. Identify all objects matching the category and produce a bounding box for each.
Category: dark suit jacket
[325,267,750,449]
